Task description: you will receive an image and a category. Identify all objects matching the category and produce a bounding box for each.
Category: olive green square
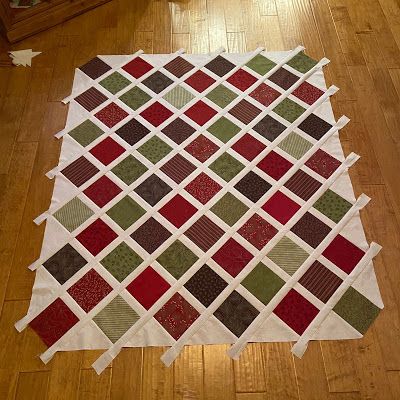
[211,192,249,226]
[208,117,241,143]
[273,98,306,123]
[53,197,94,232]
[163,85,195,109]
[106,196,145,230]
[313,189,352,223]
[209,153,245,182]
[100,72,131,94]
[111,155,147,185]
[100,242,143,282]
[137,136,172,164]
[333,287,380,334]
[119,86,151,111]
[157,240,198,279]
[286,52,318,74]
[246,54,276,75]
[206,84,238,108]
[278,132,312,159]
[242,262,285,304]
[68,120,103,147]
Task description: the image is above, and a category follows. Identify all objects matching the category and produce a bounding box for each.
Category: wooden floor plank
[14,371,50,400]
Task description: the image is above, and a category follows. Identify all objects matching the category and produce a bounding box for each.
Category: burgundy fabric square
[257,151,293,180]
[185,215,224,252]
[227,69,257,91]
[284,170,322,201]
[185,173,222,204]
[76,219,117,256]
[231,133,266,161]
[185,134,219,162]
[238,214,278,250]
[116,118,150,145]
[253,115,286,142]
[126,266,170,310]
[164,56,194,78]
[305,149,341,179]
[250,83,281,106]
[298,114,332,140]
[161,118,196,144]
[204,55,235,77]
[262,191,300,224]
[29,298,79,347]
[292,82,324,105]
[159,194,197,228]
[134,174,172,206]
[154,292,200,340]
[75,87,108,112]
[142,71,173,94]
[322,235,365,274]
[84,175,122,208]
[95,103,129,128]
[79,57,112,79]
[268,67,299,90]
[67,269,113,312]
[234,171,272,203]
[229,99,262,125]
[273,289,319,335]
[61,156,99,187]
[184,101,218,126]
[89,137,125,166]
[291,212,331,248]
[212,238,253,277]
[140,102,173,127]
[122,57,153,78]
[160,154,196,183]
[185,70,216,92]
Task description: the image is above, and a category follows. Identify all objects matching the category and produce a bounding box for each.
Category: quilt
[16,47,383,373]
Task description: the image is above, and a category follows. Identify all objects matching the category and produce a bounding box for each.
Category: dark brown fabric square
[142,71,174,94]
[268,67,300,90]
[160,154,196,183]
[298,114,333,140]
[291,212,331,248]
[253,115,286,141]
[229,99,262,125]
[61,156,99,187]
[116,118,150,145]
[161,118,196,144]
[284,170,322,201]
[134,174,172,206]
[164,56,194,78]
[79,57,112,79]
[185,215,224,252]
[74,87,108,112]
[234,171,271,202]
[204,55,235,77]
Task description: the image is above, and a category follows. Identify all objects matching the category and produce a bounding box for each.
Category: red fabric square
[231,133,266,161]
[227,69,257,91]
[305,149,341,179]
[140,102,173,127]
[89,137,125,166]
[185,134,219,162]
[83,175,122,208]
[184,100,218,126]
[185,70,216,92]
[257,151,293,180]
[274,289,319,335]
[154,292,200,340]
[212,238,253,277]
[322,235,365,274]
[29,298,79,347]
[67,269,112,312]
[159,194,198,228]
[95,103,129,128]
[262,191,301,224]
[122,57,153,78]
[126,266,170,309]
[238,214,278,250]
[292,81,324,105]
[76,219,117,256]
[185,173,222,204]
[250,83,281,106]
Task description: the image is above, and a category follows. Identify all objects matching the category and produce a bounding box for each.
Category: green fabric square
[106,196,145,230]
[209,153,245,182]
[100,72,131,94]
[208,117,241,143]
[206,85,238,108]
[157,240,198,279]
[210,192,249,226]
[163,85,194,109]
[242,262,285,304]
[273,98,306,123]
[313,190,352,223]
[278,132,312,159]
[53,197,94,232]
[333,287,380,334]
[246,54,276,75]
[68,120,103,147]
[93,295,139,343]
[286,52,318,74]
[119,86,151,111]
[137,136,172,164]
[100,242,143,282]
[267,236,309,275]
[111,155,147,185]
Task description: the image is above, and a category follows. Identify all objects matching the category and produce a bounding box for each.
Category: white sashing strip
[291,242,382,358]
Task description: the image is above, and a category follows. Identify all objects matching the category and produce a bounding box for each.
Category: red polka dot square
[305,149,341,179]
[185,173,222,204]
[227,69,258,91]
[250,83,281,106]
[185,134,219,162]
[95,103,129,128]
[292,81,324,105]
[238,214,278,250]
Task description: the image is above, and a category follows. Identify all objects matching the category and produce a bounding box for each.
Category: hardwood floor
[0,0,400,398]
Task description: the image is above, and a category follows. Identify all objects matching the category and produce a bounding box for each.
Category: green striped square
[163,85,194,109]
[278,132,312,159]
[68,120,103,147]
[53,197,94,232]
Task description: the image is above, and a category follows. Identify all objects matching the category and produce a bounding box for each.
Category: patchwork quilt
[16,47,383,373]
